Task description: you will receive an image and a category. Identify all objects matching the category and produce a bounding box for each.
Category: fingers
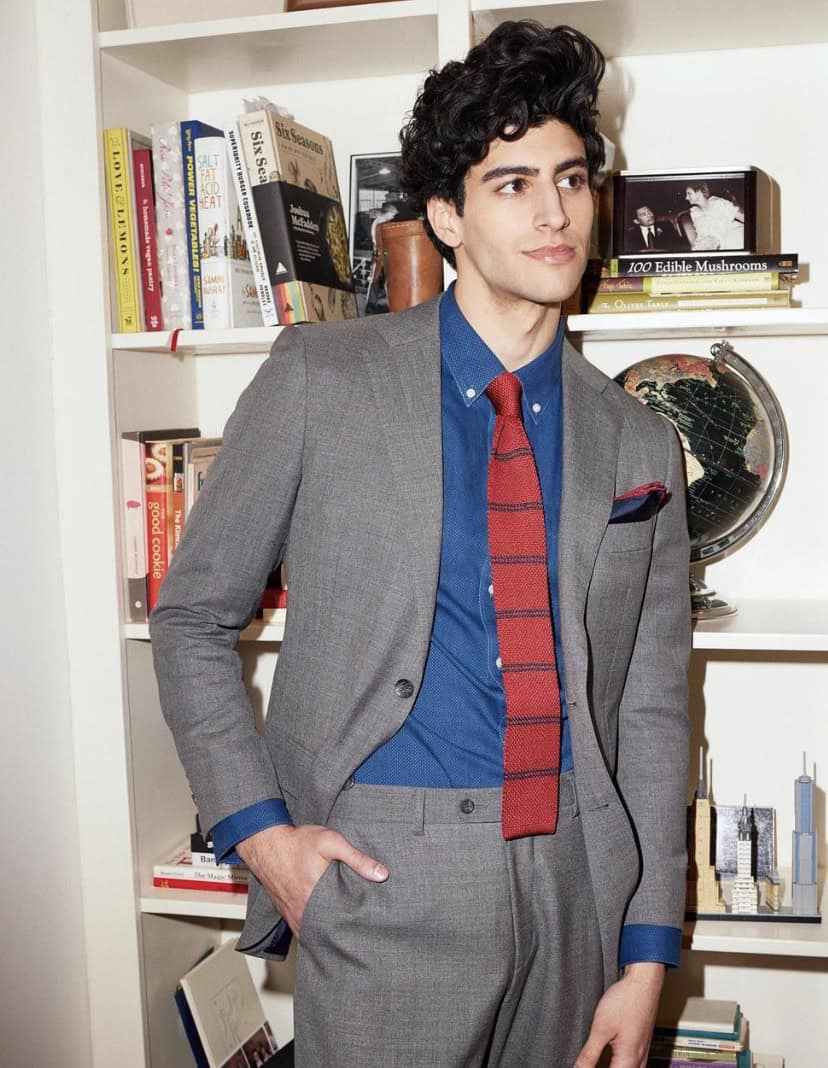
[573,1033,604,1068]
[319,829,388,881]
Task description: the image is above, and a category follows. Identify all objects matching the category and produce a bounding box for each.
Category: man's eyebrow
[479,157,590,183]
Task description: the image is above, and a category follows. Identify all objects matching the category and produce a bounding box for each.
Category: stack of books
[153,835,249,895]
[120,427,222,619]
[103,104,357,334]
[649,998,752,1067]
[583,252,798,315]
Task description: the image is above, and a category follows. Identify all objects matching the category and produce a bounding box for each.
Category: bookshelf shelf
[567,307,828,342]
[685,876,828,958]
[140,887,248,921]
[470,0,828,56]
[112,326,283,355]
[98,1,438,90]
[125,601,827,652]
[111,309,828,356]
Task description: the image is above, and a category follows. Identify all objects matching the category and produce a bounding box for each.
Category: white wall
[0,2,93,1064]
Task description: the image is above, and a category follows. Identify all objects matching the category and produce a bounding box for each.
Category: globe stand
[690,574,737,619]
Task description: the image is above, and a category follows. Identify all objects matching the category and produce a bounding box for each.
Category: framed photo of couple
[612,168,757,257]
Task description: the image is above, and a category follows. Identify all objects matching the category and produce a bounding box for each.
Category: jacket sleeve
[149,327,307,835]
[615,415,692,936]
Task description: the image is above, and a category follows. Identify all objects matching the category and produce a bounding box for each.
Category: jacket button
[460,798,475,815]
[394,679,414,699]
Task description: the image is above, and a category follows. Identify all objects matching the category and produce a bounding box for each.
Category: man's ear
[427,197,462,252]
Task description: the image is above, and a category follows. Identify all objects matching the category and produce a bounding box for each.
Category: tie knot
[485,371,523,418]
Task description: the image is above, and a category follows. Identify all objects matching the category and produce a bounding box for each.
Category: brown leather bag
[372,218,444,312]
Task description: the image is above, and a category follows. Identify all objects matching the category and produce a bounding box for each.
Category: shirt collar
[439,282,563,424]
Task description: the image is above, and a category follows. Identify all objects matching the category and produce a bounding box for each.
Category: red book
[152,876,248,894]
[132,146,164,331]
[145,440,171,612]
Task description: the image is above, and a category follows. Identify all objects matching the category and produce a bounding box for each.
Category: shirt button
[495,656,502,669]
[532,402,541,414]
[465,387,476,399]
[460,798,475,815]
[394,679,414,699]
[488,584,494,596]
[344,775,355,790]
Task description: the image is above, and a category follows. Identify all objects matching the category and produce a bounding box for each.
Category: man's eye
[498,178,528,194]
[559,173,588,191]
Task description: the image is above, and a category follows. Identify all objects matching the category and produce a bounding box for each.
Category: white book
[226,120,279,326]
[176,940,278,1068]
[195,131,262,330]
[150,120,193,330]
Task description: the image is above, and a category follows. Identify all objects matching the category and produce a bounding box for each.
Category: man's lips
[523,245,577,264]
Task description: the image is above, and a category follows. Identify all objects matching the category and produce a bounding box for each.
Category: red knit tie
[486,371,561,839]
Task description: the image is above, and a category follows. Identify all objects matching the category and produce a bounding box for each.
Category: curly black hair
[399,21,606,266]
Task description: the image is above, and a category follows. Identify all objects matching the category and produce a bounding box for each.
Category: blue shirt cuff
[210,798,294,864]
[619,924,682,970]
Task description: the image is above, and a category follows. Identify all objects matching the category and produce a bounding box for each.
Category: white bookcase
[38,0,826,1064]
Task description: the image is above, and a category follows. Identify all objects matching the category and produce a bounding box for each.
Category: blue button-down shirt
[211,284,679,968]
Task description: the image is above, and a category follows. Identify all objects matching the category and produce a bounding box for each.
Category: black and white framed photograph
[349,151,418,314]
[612,168,757,257]
[714,804,776,878]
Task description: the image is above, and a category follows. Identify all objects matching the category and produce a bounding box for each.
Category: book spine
[602,252,798,277]
[132,146,164,331]
[586,289,790,314]
[195,133,231,330]
[171,441,187,554]
[145,441,170,612]
[103,128,142,332]
[150,121,192,330]
[191,851,217,866]
[593,271,782,295]
[181,120,206,329]
[153,876,249,893]
[226,120,279,326]
[119,437,148,623]
[153,863,249,884]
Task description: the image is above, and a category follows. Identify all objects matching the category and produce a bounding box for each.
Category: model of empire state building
[731,797,760,913]
[687,748,725,913]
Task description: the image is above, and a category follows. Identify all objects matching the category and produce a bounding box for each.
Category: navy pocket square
[609,481,669,523]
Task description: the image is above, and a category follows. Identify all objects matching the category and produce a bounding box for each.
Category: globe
[614,341,788,616]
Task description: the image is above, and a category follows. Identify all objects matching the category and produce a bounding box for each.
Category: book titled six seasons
[236,110,357,325]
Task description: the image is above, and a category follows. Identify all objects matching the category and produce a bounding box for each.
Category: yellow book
[103,127,142,332]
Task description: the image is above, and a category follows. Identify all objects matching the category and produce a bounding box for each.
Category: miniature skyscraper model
[792,754,819,916]
[731,797,759,913]
[687,747,725,913]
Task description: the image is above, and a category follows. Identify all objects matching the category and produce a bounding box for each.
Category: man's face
[634,206,655,226]
[429,119,593,310]
[685,186,704,206]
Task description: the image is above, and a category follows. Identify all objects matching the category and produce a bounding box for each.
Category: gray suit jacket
[150,297,691,989]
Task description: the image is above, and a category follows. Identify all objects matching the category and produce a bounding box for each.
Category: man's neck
[453,280,562,372]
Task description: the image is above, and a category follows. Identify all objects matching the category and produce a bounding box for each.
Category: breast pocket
[599,519,655,555]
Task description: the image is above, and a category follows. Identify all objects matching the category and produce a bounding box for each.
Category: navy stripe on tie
[502,662,557,672]
[493,447,532,461]
[488,501,544,512]
[507,715,563,727]
[504,767,560,781]
[491,554,547,565]
[496,608,550,620]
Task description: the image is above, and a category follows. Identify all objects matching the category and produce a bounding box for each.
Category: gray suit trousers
[294,773,603,1067]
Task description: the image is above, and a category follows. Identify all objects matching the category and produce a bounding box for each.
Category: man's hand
[235,823,388,937]
[574,962,665,1068]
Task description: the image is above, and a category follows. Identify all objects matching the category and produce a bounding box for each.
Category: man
[151,20,691,1068]
[625,204,688,252]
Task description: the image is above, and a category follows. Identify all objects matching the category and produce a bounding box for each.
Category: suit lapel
[364,301,443,638]
[558,340,624,676]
